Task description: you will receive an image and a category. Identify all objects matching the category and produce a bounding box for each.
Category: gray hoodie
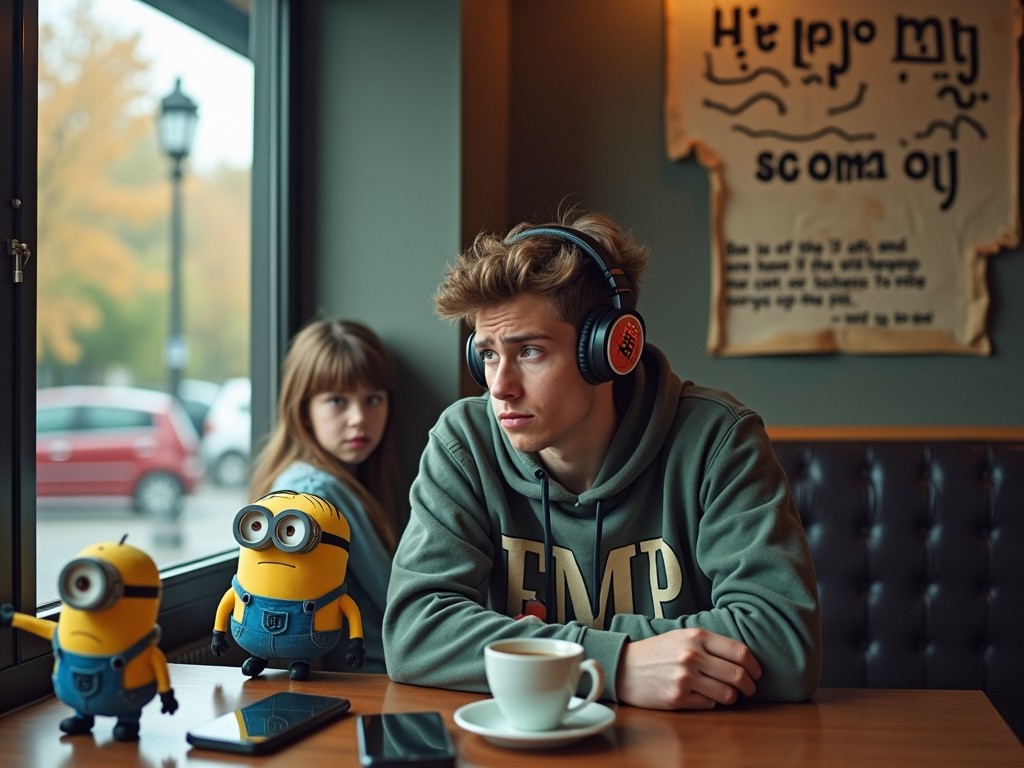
[383,345,821,701]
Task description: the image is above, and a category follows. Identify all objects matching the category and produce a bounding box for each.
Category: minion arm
[147,645,172,692]
[338,593,363,640]
[209,587,237,657]
[338,593,366,670]
[10,612,57,641]
[212,587,235,632]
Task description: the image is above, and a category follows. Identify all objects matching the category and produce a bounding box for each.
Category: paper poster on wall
[665,0,1021,355]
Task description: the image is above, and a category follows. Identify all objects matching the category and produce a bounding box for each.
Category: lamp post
[156,78,198,402]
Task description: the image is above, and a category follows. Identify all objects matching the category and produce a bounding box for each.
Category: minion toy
[0,536,178,742]
[210,490,365,680]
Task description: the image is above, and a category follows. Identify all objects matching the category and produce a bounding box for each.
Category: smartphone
[357,711,456,768]
[186,691,351,755]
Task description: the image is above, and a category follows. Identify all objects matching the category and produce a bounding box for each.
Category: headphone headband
[505,225,637,312]
[467,222,646,387]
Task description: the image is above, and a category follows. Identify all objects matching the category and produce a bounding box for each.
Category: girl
[250,318,404,674]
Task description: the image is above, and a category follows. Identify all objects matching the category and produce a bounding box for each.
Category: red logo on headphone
[608,315,644,376]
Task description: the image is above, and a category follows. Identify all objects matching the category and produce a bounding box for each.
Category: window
[34,0,253,604]
[1,0,290,713]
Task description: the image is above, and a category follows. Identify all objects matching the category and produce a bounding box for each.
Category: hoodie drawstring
[533,468,605,624]
[592,499,604,620]
[535,468,555,623]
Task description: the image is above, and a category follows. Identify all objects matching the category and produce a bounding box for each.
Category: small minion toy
[0,536,178,742]
[210,490,365,680]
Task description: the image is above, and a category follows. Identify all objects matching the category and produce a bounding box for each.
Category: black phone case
[187,691,351,755]
[356,712,456,768]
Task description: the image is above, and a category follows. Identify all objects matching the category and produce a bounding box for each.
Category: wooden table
[0,663,1019,767]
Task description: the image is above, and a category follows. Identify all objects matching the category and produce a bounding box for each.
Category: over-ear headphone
[465,224,646,388]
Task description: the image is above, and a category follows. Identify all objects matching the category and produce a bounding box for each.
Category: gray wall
[295,0,465,493]
[504,0,1024,428]
[296,0,1023,490]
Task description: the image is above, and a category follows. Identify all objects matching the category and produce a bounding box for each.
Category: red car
[36,385,203,518]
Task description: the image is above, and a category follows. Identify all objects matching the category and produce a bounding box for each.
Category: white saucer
[453,697,616,749]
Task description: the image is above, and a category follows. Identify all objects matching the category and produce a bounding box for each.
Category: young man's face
[473,292,609,458]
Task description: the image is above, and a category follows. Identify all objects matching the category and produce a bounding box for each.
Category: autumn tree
[38,0,166,382]
[37,0,251,388]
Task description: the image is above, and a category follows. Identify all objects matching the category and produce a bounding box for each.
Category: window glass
[36,0,253,605]
[36,406,77,434]
[80,406,153,431]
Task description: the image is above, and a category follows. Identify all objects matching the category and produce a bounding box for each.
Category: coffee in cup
[484,638,604,731]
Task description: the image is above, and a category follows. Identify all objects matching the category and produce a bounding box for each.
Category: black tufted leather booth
[771,439,1024,741]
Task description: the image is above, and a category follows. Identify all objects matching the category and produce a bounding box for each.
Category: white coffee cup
[484,638,605,731]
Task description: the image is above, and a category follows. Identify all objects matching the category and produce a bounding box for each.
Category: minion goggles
[232,504,350,554]
[58,558,160,611]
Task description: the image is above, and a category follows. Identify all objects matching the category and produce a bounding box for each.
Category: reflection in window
[36,0,253,605]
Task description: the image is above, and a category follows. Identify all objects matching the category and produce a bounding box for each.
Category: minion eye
[59,559,110,610]
[233,506,274,549]
[274,512,310,551]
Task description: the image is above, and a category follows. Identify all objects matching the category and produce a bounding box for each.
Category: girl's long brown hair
[249,319,404,553]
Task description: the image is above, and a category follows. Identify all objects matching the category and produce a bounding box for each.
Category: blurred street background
[37,481,247,601]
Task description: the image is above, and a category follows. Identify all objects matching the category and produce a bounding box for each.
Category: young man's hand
[616,628,761,709]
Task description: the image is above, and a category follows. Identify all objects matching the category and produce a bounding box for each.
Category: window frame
[0,0,41,699]
[0,0,294,712]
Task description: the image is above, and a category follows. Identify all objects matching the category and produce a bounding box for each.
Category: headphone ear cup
[576,308,610,384]
[465,332,488,389]
[577,307,646,385]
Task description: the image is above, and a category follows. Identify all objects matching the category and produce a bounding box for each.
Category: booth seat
[770,436,1024,741]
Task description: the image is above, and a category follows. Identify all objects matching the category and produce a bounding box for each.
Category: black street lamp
[156,77,198,402]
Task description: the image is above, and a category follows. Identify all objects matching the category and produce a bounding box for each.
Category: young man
[382,210,821,709]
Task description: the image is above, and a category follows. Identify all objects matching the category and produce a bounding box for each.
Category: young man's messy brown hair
[434,209,650,330]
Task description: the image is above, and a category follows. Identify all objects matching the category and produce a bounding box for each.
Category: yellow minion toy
[210,490,365,680]
[0,536,177,742]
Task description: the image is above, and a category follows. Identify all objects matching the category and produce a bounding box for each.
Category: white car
[179,378,222,436]
[200,378,251,487]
